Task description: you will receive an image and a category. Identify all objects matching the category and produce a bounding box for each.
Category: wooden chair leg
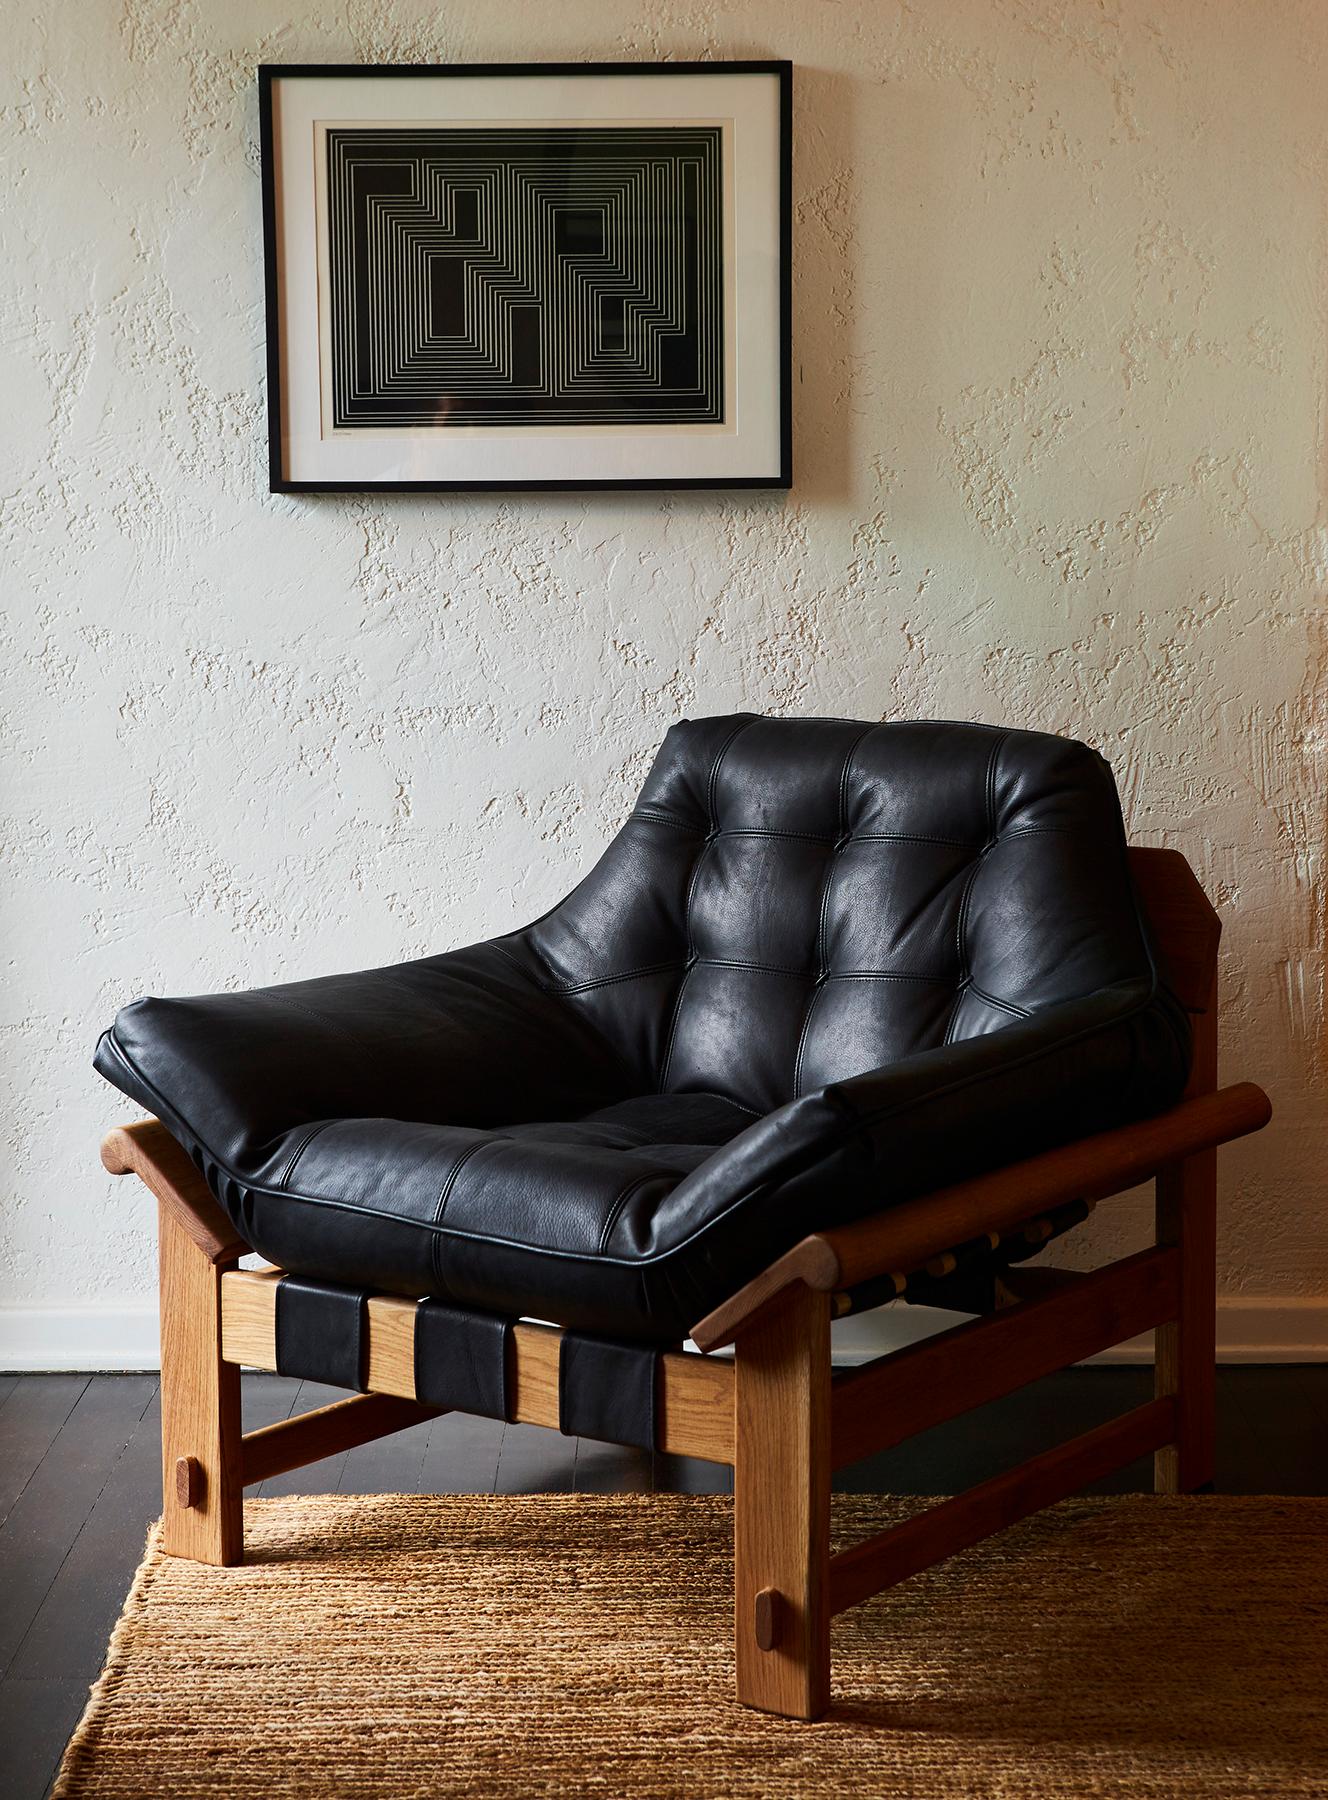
[1155,964,1219,1496]
[158,1198,244,1563]
[733,1283,831,1720]
[1153,1146,1217,1493]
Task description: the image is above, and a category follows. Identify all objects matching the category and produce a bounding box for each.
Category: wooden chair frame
[102,848,1270,1720]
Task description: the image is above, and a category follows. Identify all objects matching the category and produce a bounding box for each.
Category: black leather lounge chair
[96,716,1269,1719]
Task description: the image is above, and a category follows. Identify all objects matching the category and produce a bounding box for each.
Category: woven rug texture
[54,1492,1328,1798]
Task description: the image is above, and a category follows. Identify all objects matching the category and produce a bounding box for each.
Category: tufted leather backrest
[518,716,1157,1117]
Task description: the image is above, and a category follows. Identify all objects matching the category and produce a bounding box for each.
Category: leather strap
[414,1299,513,1419]
[558,1333,659,1451]
[275,1275,369,1391]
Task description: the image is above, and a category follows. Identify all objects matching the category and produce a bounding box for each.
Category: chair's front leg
[733,1282,831,1720]
[158,1198,244,1563]
[1153,1145,1217,1494]
[1155,971,1219,1497]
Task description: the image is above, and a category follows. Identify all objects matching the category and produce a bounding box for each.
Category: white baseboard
[2,1295,1326,1373]
[0,1306,162,1373]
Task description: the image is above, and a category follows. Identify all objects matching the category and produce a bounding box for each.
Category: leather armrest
[92,939,631,1185]
[639,981,1193,1323]
[690,1078,1270,1350]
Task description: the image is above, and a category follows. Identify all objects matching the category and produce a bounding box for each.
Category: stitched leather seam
[672,1088,762,1116]
[707,718,756,822]
[985,733,1003,838]
[630,807,705,834]
[964,982,1032,1020]
[655,880,707,1091]
[791,728,873,1098]
[996,825,1081,841]
[944,733,1009,1048]
[823,969,957,984]
[433,1139,490,1227]
[657,716,758,1092]
[486,939,553,991]
[709,826,840,845]
[251,989,362,1045]
[938,985,966,1048]
[548,959,687,996]
[575,958,964,984]
[427,1235,454,1299]
[280,1119,336,1189]
[840,832,981,848]
[791,984,824,1100]
[690,956,815,978]
[643,826,987,850]
[597,1170,667,1257]
[954,858,981,971]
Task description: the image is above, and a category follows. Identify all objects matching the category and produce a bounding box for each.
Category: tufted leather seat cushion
[94,717,1190,1340]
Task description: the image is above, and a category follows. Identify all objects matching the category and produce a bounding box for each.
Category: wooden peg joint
[175,1455,204,1510]
[753,1586,782,1652]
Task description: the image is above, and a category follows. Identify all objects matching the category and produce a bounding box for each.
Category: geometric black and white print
[324,126,724,429]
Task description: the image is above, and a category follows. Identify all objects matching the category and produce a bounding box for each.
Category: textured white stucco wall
[3,0,1326,1362]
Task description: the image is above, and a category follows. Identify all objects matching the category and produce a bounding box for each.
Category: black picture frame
[258,61,793,494]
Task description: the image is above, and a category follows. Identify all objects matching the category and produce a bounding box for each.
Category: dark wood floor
[2,1365,1325,1798]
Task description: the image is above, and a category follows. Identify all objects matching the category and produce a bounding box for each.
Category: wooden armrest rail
[691,1082,1270,1351]
[102,1119,248,1265]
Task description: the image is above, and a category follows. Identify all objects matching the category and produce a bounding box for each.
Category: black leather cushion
[94,717,1190,1341]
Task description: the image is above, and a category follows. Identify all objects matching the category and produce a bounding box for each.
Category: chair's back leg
[158,1199,244,1562]
[1154,973,1219,1494]
[733,1282,831,1719]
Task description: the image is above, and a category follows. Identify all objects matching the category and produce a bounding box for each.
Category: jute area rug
[55,1493,1326,1798]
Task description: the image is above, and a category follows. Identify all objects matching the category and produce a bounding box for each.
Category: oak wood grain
[829,1397,1177,1615]
[831,1245,1180,1471]
[241,1393,442,1487]
[733,1283,831,1719]
[102,1120,247,1265]
[157,1201,243,1564]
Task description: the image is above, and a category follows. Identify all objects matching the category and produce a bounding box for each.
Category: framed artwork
[258,61,792,493]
